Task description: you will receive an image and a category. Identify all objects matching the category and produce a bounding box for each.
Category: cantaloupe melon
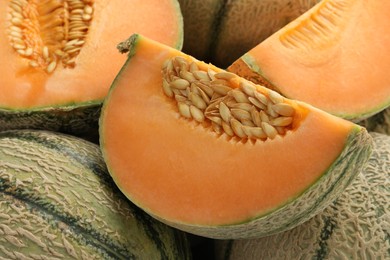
[0,129,190,259]
[229,0,390,121]
[99,34,372,239]
[0,0,183,135]
[215,132,390,259]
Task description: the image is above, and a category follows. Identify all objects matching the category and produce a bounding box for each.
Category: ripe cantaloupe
[0,129,190,259]
[99,34,372,239]
[0,0,183,135]
[215,132,390,259]
[178,0,319,67]
[229,0,390,121]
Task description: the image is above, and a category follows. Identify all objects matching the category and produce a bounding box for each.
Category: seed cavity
[6,0,94,73]
[162,56,297,141]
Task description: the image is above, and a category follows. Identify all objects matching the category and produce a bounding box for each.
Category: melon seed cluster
[162,56,296,140]
[6,0,94,73]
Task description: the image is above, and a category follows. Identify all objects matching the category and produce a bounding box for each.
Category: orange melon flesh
[229,0,390,121]
[99,34,361,227]
[0,0,182,109]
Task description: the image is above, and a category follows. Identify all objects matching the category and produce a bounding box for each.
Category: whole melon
[215,132,390,259]
[0,130,190,259]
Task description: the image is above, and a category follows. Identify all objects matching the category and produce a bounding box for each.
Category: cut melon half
[228,0,390,121]
[0,0,183,134]
[99,34,372,239]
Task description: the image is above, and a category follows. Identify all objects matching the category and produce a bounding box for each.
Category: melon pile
[1,0,389,259]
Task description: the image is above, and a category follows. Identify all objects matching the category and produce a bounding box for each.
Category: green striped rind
[0,130,190,259]
[0,102,101,139]
[215,132,389,259]
[156,127,372,239]
[359,107,390,135]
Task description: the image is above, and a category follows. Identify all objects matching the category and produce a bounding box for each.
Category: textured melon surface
[215,133,390,259]
[0,130,190,259]
[0,104,102,140]
[100,34,373,239]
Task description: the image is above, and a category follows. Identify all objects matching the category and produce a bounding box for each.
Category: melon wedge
[228,0,390,121]
[0,0,183,135]
[99,34,372,239]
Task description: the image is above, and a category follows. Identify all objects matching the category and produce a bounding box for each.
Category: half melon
[99,34,372,239]
[229,0,390,121]
[0,0,182,135]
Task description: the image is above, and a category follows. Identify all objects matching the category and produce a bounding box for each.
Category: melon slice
[215,132,390,259]
[99,34,372,239]
[0,0,183,135]
[228,0,390,121]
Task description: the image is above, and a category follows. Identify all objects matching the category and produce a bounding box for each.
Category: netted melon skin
[0,130,190,260]
[153,128,372,239]
[215,132,389,259]
[0,104,101,140]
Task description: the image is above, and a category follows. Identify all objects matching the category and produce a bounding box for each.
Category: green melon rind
[152,126,372,239]
[0,130,190,260]
[0,102,101,139]
[238,54,390,122]
[215,132,389,260]
[171,0,185,51]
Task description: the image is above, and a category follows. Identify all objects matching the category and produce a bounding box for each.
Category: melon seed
[6,0,94,73]
[161,56,297,141]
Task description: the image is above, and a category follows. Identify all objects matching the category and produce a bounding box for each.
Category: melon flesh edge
[215,132,390,259]
[100,34,373,239]
[237,54,390,122]
[0,0,183,109]
[228,0,390,122]
[149,128,372,239]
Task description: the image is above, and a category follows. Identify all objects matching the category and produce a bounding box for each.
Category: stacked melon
[1,0,389,258]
